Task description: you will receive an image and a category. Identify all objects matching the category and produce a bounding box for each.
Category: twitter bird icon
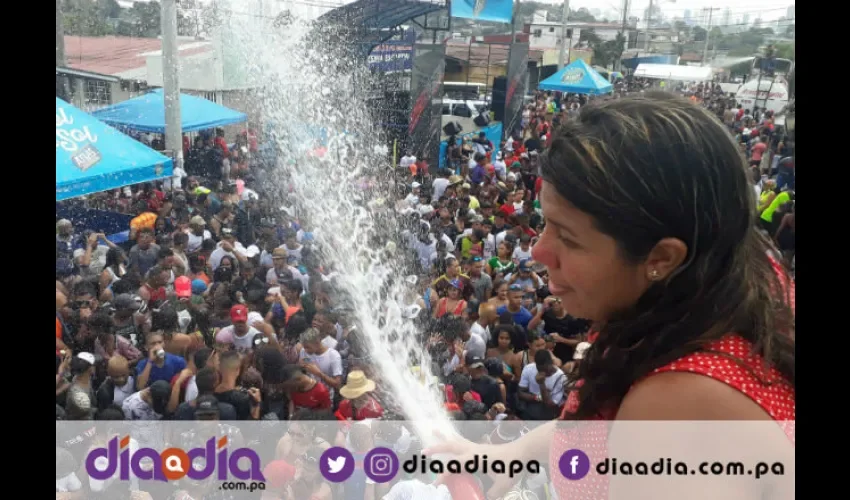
[319,447,355,482]
[328,456,346,474]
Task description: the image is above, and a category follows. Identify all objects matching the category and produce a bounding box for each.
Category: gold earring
[649,269,660,281]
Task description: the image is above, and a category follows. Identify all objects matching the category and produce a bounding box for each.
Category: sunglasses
[74,300,92,309]
[508,285,523,292]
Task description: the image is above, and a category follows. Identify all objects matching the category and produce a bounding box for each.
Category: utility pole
[558,0,571,69]
[56,0,65,67]
[701,7,720,66]
[644,0,653,51]
[56,0,72,102]
[617,0,630,72]
[161,0,184,172]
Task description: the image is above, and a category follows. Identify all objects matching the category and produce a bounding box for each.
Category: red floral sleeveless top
[550,256,795,500]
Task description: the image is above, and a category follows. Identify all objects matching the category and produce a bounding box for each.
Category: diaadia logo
[85,436,266,482]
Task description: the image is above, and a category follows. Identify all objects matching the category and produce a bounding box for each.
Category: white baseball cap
[574,342,591,360]
[77,352,96,365]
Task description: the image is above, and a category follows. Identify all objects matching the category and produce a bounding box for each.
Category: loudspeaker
[473,113,490,127]
[443,121,463,136]
[492,76,507,122]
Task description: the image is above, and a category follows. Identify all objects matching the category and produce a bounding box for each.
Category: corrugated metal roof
[63,36,212,77]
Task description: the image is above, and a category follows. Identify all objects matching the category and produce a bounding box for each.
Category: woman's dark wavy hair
[541,94,795,419]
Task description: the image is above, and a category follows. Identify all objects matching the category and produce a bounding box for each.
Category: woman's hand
[425,436,520,499]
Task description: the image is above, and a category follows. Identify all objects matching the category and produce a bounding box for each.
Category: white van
[442,99,489,119]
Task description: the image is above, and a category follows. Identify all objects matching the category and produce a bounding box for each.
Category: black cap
[114,294,143,313]
[465,353,485,369]
[194,395,220,417]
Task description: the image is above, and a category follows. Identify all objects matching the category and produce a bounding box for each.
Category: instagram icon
[363,447,399,483]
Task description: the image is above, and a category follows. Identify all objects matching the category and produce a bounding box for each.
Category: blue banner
[451,0,514,23]
[368,30,415,72]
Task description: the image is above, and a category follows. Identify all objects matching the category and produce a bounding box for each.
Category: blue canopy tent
[91,89,247,133]
[538,59,613,95]
[56,98,173,201]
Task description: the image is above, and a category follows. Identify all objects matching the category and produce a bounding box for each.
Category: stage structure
[312,0,449,168]
[503,41,529,139]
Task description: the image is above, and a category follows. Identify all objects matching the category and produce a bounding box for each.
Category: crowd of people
[55,84,795,500]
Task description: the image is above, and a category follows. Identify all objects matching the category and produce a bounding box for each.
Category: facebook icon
[559,449,591,480]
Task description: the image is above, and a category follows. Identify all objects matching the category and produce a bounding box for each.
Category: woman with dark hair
[426,95,795,499]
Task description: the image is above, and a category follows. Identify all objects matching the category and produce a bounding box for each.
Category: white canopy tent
[634,64,714,81]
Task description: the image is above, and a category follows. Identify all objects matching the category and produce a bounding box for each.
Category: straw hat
[339,370,376,399]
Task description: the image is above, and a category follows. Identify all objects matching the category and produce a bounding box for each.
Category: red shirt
[444,385,482,405]
[499,203,516,217]
[335,396,384,421]
[170,373,192,392]
[214,137,230,158]
[290,381,331,411]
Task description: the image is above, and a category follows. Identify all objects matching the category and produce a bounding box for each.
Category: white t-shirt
[513,246,533,262]
[209,242,247,271]
[184,375,199,403]
[218,325,261,354]
[299,347,343,400]
[73,244,110,275]
[277,244,303,263]
[432,178,450,200]
[112,376,136,407]
[400,155,417,169]
[464,331,487,359]
[519,363,567,405]
[122,391,162,421]
[321,335,338,350]
[186,230,212,253]
[470,321,491,346]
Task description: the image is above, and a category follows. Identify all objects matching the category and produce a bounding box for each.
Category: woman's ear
[643,237,688,282]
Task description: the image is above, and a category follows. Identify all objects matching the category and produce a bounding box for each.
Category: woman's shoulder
[623,335,794,422]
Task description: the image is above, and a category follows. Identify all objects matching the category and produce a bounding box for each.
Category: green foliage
[61,0,164,38]
[590,32,626,68]
[116,1,162,38]
[61,0,115,36]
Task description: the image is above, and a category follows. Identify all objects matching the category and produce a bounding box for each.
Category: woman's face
[532,181,650,323]
[498,330,511,349]
[496,284,508,300]
[448,287,460,299]
[498,242,509,258]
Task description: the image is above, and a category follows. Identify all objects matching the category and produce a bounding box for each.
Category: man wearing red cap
[215,305,261,355]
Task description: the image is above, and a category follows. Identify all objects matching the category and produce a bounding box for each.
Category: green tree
[116,1,162,38]
[578,28,601,48]
[774,42,794,60]
[96,0,121,18]
[692,26,707,42]
[62,0,114,36]
[571,7,597,22]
